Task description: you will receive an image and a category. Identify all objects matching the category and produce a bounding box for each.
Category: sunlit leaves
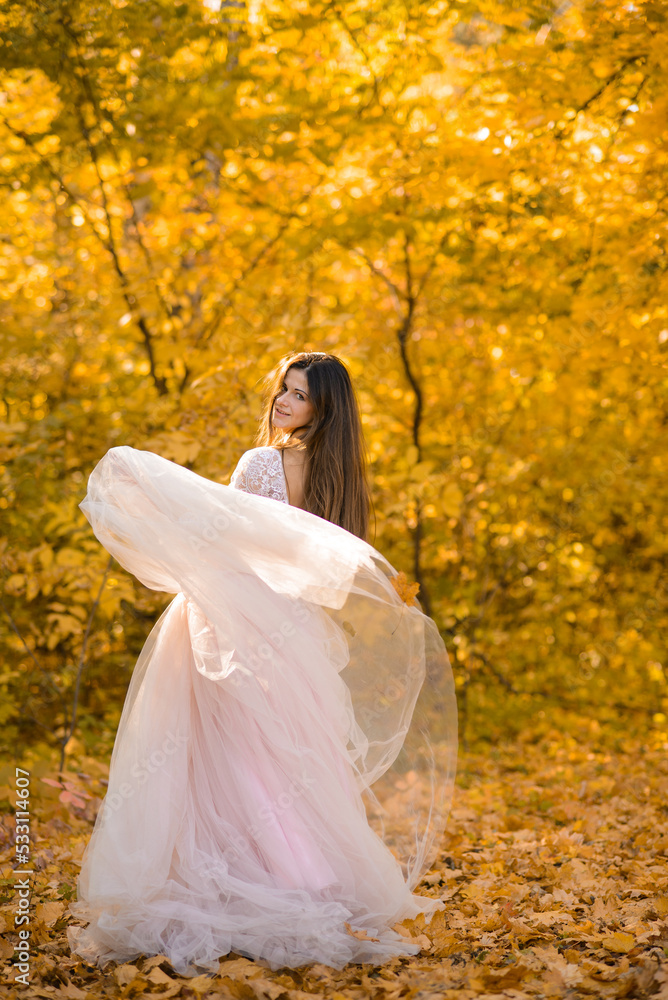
[0,0,666,758]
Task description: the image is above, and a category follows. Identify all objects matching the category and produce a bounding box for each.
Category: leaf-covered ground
[2,734,667,999]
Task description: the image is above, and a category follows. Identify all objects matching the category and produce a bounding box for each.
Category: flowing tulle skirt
[67,447,457,975]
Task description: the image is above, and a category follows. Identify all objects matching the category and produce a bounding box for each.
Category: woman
[67,351,457,976]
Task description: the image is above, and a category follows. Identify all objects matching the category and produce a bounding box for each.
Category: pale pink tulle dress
[67,445,457,975]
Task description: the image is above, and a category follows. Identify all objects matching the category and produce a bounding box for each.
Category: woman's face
[272,367,315,434]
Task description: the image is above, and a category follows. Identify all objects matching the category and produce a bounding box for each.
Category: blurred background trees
[1,0,666,762]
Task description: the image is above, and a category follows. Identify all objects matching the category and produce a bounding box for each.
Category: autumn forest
[1,0,667,997]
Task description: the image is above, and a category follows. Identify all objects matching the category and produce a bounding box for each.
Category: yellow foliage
[0,0,665,761]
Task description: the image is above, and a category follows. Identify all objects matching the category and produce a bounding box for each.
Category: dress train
[67,446,457,974]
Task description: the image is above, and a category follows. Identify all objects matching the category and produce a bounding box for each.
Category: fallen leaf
[56,984,89,999]
[147,967,174,985]
[345,921,380,942]
[142,953,172,971]
[59,790,87,809]
[35,901,65,926]
[250,979,287,1000]
[602,930,635,953]
[0,935,14,960]
[114,964,140,986]
[218,956,264,978]
[187,973,219,994]
[483,961,532,988]
[391,922,431,950]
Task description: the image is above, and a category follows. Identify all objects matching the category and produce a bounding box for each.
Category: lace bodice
[228,447,289,505]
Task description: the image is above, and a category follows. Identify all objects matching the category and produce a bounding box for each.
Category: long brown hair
[254,352,371,542]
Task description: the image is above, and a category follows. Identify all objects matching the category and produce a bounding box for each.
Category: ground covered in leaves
[1,733,667,999]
